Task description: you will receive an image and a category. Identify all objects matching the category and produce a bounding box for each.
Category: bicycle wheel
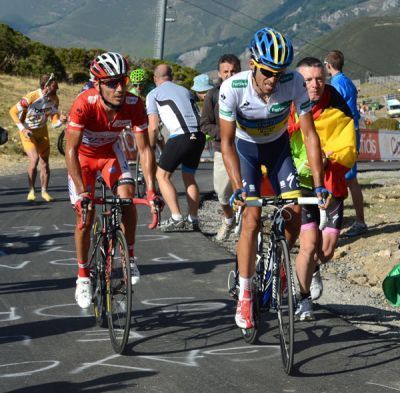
[107,229,132,354]
[91,216,107,328]
[57,129,66,156]
[134,154,146,198]
[275,239,295,375]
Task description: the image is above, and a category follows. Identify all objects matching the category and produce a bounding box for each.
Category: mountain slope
[294,16,400,80]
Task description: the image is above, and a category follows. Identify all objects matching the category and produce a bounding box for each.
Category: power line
[179,0,252,32]
[179,0,393,82]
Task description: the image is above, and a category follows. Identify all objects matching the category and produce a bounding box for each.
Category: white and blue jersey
[219,70,311,144]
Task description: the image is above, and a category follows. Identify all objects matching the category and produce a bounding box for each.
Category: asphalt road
[1,165,400,393]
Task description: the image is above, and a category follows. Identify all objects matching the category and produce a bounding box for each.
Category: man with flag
[288,57,356,321]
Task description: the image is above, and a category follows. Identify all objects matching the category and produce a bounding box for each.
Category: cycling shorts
[68,140,132,205]
[235,132,301,198]
[301,193,344,234]
[345,162,358,181]
[158,132,206,173]
[19,126,50,158]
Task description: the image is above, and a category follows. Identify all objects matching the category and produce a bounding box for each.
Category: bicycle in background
[228,196,327,374]
[82,176,160,354]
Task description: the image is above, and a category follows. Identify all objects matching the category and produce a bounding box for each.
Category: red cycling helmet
[90,52,129,80]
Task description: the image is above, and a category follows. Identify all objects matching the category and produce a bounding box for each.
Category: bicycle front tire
[275,239,295,375]
[92,216,107,328]
[107,229,132,354]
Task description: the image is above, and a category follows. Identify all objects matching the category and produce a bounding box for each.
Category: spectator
[146,64,206,231]
[200,54,241,241]
[9,74,67,202]
[325,50,367,237]
[289,57,356,320]
[191,74,214,103]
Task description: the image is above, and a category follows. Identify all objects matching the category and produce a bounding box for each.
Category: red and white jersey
[67,88,148,157]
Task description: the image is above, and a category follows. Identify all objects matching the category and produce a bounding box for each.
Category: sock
[239,275,253,300]
[300,291,311,300]
[78,260,90,278]
[188,215,198,223]
[41,187,47,193]
[225,216,234,225]
[128,244,134,259]
[172,214,183,221]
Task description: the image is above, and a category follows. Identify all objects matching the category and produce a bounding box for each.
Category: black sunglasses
[101,76,128,89]
[258,67,284,79]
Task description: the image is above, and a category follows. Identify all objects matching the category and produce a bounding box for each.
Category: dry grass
[0,74,81,158]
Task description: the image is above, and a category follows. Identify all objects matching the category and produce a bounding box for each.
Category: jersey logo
[88,95,98,104]
[240,101,250,108]
[219,108,233,117]
[126,96,138,105]
[279,73,294,84]
[269,100,291,113]
[113,120,132,128]
[232,79,248,88]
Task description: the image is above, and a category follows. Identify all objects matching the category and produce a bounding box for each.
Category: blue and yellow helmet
[249,27,293,71]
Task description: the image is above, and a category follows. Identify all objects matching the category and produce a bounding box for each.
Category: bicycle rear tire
[275,239,295,375]
[107,229,132,354]
[134,154,146,198]
[57,129,66,156]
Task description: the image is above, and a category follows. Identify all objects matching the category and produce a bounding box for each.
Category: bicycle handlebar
[91,197,160,230]
[236,196,328,231]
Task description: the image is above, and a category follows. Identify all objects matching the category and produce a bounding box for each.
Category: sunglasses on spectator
[101,76,129,89]
[253,62,284,79]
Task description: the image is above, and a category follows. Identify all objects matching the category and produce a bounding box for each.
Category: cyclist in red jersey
[65,52,158,309]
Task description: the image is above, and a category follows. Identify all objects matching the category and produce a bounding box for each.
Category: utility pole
[154,0,167,59]
[154,0,176,59]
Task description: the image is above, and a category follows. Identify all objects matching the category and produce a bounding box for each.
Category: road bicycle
[57,128,66,156]
[83,177,160,354]
[228,196,327,375]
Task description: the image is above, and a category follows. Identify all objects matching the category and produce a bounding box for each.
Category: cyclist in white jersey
[146,64,206,231]
[219,27,328,329]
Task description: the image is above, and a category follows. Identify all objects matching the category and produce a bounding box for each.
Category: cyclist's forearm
[65,147,86,195]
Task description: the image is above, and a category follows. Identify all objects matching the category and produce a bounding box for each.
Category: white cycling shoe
[75,277,92,309]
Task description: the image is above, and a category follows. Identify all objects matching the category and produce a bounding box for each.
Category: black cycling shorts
[158,132,206,173]
[301,190,344,232]
[235,132,300,197]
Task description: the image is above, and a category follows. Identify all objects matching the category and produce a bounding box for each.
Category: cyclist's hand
[22,128,33,139]
[75,192,92,229]
[314,186,332,209]
[229,188,246,211]
[75,192,93,215]
[147,189,164,213]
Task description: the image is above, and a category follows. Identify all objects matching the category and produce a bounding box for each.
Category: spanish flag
[288,85,356,198]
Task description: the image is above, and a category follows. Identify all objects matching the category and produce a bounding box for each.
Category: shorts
[68,140,132,205]
[345,162,358,181]
[159,132,206,173]
[19,126,50,158]
[235,132,301,198]
[301,192,344,234]
[213,151,232,205]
